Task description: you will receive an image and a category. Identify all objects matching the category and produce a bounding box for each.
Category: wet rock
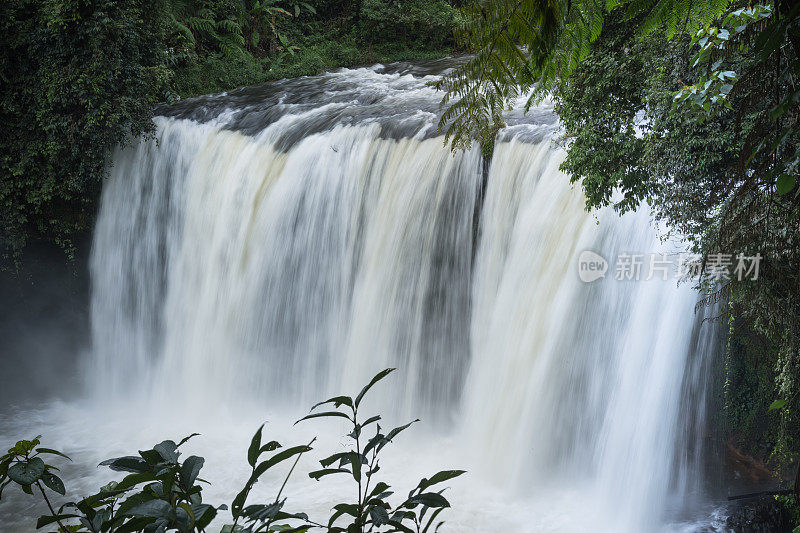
[725,497,794,532]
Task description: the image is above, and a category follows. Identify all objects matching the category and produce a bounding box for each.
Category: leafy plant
[238,0,296,56]
[0,369,464,533]
[1,436,72,531]
[297,368,465,533]
[673,5,774,113]
[223,425,314,533]
[7,433,227,532]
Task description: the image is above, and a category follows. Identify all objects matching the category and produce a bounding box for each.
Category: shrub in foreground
[0,368,464,533]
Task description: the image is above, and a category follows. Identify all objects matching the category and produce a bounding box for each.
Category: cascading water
[0,60,723,532]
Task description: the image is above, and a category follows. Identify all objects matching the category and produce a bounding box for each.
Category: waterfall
[84,62,719,531]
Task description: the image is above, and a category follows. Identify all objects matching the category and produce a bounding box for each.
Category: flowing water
[0,59,726,531]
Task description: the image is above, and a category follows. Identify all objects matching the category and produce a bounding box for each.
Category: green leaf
[260,440,281,453]
[320,452,351,468]
[355,368,395,407]
[115,517,155,533]
[249,425,264,467]
[368,481,391,500]
[418,470,466,492]
[351,452,362,482]
[370,504,390,525]
[100,456,150,473]
[194,503,218,529]
[361,415,381,428]
[308,468,350,480]
[231,487,249,519]
[115,472,156,491]
[9,437,42,456]
[251,445,313,481]
[41,472,66,495]
[378,420,419,452]
[8,457,45,485]
[776,174,796,195]
[116,490,158,517]
[295,411,352,425]
[138,449,162,464]
[35,448,71,461]
[36,514,79,529]
[153,440,179,462]
[332,503,358,518]
[408,492,450,508]
[126,499,172,518]
[421,507,446,533]
[768,399,787,411]
[180,456,204,487]
[386,518,415,533]
[311,396,353,411]
[177,433,200,447]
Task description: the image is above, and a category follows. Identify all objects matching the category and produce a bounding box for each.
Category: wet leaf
[355,368,395,407]
[8,457,45,485]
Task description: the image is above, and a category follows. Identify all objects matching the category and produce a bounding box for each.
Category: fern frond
[217,19,242,35]
[187,16,216,35]
[170,15,196,45]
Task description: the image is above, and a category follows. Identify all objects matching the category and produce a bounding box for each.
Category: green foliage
[776,494,800,532]
[673,3,800,196]
[165,0,300,61]
[770,399,788,412]
[1,435,72,530]
[297,368,465,533]
[435,0,731,150]
[0,0,169,260]
[673,5,773,112]
[553,13,652,212]
[435,0,565,150]
[1,369,464,533]
[358,0,460,49]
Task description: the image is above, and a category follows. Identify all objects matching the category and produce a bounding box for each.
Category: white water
[0,62,723,532]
